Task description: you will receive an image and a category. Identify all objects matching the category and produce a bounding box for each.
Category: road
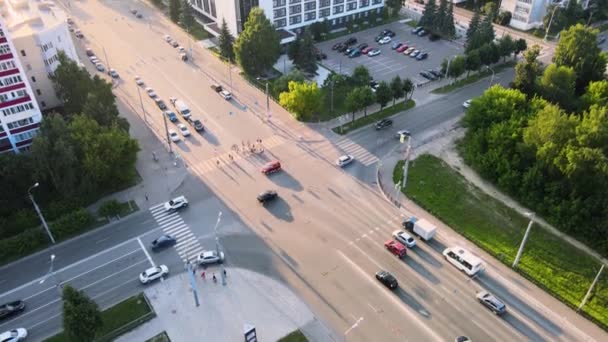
[0,0,605,341]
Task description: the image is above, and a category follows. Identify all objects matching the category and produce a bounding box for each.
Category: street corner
[126,267,317,342]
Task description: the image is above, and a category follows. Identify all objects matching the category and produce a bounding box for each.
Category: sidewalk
[116,267,337,342]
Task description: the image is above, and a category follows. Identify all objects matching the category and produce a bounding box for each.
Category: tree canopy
[234,8,280,76]
[63,285,102,341]
[218,19,235,62]
[278,81,322,121]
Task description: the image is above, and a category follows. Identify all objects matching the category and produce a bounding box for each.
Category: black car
[332,42,344,50]
[476,291,507,315]
[428,69,442,78]
[375,270,398,289]
[337,44,349,53]
[381,29,396,37]
[150,234,176,251]
[345,37,357,46]
[357,43,368,50]
[187,117,204,131]
[257,190,278,204]
[375,119,393,130]
[344,47,355,55]
[416,52,429,60]
[374,34,385,42]
[420,71,436,80]
[0,300,25,320]
[155,98,167,110]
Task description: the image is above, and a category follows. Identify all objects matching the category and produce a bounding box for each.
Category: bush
[45,199,83,221]
[98,200,123,218]
[0,228,49,264]
[0,209,38,239]
[51,208,95,240]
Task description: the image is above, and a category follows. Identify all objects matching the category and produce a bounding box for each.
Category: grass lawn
[332,100,415,134]
[45,293,154,342]
[278,330,308,342]
[432,61,516,94]
[393,155,608,329]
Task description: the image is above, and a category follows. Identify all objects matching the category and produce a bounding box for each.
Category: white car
[336,155,354,167]
[164,34,171,42]
[393,230,416,248]
[134,76,144,86]
[395,130,411,139]
[89,56,99,64]
[177,123,191,137]
[139,265,169,284]
[379,36,392,45]
[368,48,381,57]
[0,328,27,341]
[168,130,180,142]
[219,90,232,100]
[164,195,189,211]
[196,250,225,265]
[74,29,84,39]
[145,87,157,98]
[463,99,472,108]
[178,46,186,53]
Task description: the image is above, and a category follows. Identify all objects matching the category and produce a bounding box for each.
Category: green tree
[180,0,194,28]
[513,38,527,57]
[444,2,456,38]
[553,24,607,93]
[287,38,301,63]
[483,2,498,18]
[278,81,322,121]
[352,65,372,87]
[375,81,392,109]
[51,52,92,116]
[497,35,515,62]
[309,20,330,41]
[419,0,437,29]
[82,76,121,128]
[444,55,465,79]
[466,10,481,49]
[540,64,577,111]
[271,69,305,97]
[345,87,364,122]
[295,30,318,74]
[31,114,79,197]
[479,14,496,45]
[218,19,235,62]
[465,49,481,76]
[63,285,102,342]
[234,8,280,76]
[360,86,376,116]
[169,0,181,23]
[403,78,414,100]
[435,0,448,34]
[478,43,499,66]
[513,45,542,97]
[496,11,512,26]
[390,76,404,105]
[385,0,403,17]
[581,80,608,109]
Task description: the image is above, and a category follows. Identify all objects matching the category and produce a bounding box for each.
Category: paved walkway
[116,267,336,342]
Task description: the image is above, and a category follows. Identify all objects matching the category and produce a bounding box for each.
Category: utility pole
[28,183,55,244]
[185,260,200,307]
[103,47,111,71]
[513,213,534,268]
[162,108,172,153]
[213,211,226,285]
[544,6,560,42]
[40,254,61,295]
[136,86,147,124]
[330,80,334,113]
[578,265,604,312]
[228,62,233,94]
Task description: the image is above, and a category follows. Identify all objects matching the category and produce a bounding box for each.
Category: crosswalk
[149,203,203,263]
[191,134,286,175]
[324,137,379,166]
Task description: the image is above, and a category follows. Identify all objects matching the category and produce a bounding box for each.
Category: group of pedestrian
[200,269,227,283]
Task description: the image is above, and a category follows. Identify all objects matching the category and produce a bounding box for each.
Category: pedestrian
[212,273,217,283]
[192,268,195,276]
[223,269,227,277]
[145,193,148,201]
[216,160,220,166]
[201,271,205,279]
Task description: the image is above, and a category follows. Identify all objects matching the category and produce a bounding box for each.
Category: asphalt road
[1,0,605,341]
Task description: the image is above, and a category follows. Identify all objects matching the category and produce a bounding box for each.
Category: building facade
[190,0,385,43]
[0,16,42,154]
[500,0,589,30]
[1,0,79,110]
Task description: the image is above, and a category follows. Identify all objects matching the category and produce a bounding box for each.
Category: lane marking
[138,237,155,267]
[79,258,148,291]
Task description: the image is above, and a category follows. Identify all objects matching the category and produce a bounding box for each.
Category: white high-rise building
[190,0,385,44]
[500,0,589,30]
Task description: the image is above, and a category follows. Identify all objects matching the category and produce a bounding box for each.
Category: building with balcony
[0,15,42,154]
[190,0,385,44]
[500,0,589,30]
[1,0,79,110]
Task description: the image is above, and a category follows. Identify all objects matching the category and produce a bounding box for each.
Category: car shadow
[409,246,443,269]
[403,255,440,284]
[201,130,220,146]
[267,170,303,192]
[395,287,432,319]
[476,275,563,338]
[425,238,447,255]
[174,142,191,153]
[263,197,294,222]
[187,135,202,147]
[502,312,548,342]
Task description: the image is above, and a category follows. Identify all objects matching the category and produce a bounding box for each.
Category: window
[0,44,11,55]
[6,117,34,129]
[31,76,36,82]
[289,15,302,25]
[320,0,330,7]
[518,0,532,3]
[359,0,369,7]
[347,1,357,10]
[274,18,287,27]
[334,0,344,3]
[41,101,46,107]
[304,11,316,21]
[304,1,316,11]
[273,0,286,6]
[274,8,286,17]
[289,0,301,3]
[333,5,344,14]
[290,4,302,13]
[372,0,381,4]
[14,130,37,143]
[320,8,331,17]
[0,61,16,70]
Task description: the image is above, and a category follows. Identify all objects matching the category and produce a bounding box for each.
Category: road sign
[244,324,257,342]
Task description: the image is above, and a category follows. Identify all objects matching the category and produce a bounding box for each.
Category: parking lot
[316,21,463,86]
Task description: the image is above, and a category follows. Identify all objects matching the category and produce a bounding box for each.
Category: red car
[361,46,373,54]
[396,44,409,52]
[385,240,407,258]
[261,160,281,175]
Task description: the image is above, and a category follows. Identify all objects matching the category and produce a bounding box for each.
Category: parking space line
[138,237,155,267]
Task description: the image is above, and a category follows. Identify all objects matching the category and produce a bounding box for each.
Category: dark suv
[345,37,357,46]
[375,119,393,130]
[151,235,176,252]
[257,190,278,204]
[476,291,507,315]
[375,270,398,289]
[187,117,204,131]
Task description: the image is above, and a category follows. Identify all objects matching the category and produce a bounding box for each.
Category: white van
[443,246,484,276]
[174,100,191,119]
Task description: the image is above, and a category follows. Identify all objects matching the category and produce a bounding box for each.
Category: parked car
[172,40,179,48]
[89,56,99,64]
[85,48,94,57]
[393,230,416,248]
[0,328,27,341]
[369,80,380,92]
[361,46,373,54]
[134,75,144,86]
[463,99,472,108]
[420,71,434,80]
[332,42,344,50]
[368,48,381,57]
[416,52,429,60]
[0,300,25,321]
[219,90,232,100]
[178,123,191,137]
[145,87,157,98]
[412,26,423,34]
[187,117,204,131]
[418,29,428,37]
[168,130,180,142]
[375,34,385,42]
[151,235,176,251]
[155,98,167,110]
[136,13,143,19]
[130,9,138,15]
[345,37,357,46]
[428,69,443,78]
[164,196,188,211]
[337,44,349,53]
[348,49,361,58]
[139,265,168,284]
[74,29,84,38]
[196,250,225,265]
[396,44,409,52]
[164,110,177,122]
[164,34,172,42]
[391,42,403,50]
[476,291,507,315]
[375,270,398,289]
[108,69,119,78]
[210,84,223,92]
[336,155,354,167]
[261,160,281,175]
[375,119,393,130]
[357,43,368,50]
[95,63,105,72]
[382,29,396,37]
[379,36,392,45]
[257,190,278,204]
[409,49,421,57]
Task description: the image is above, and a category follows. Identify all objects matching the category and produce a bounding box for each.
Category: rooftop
[0,0,67,37]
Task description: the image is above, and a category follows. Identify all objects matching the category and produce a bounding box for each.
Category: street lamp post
[401,135,412,190]
[213,211,226,285]
[487,65,495,85]
[513,213,534,268]
[544,5,560,42]
[40,254,61,295]
[28,183,55,244]
[136,85,147,124]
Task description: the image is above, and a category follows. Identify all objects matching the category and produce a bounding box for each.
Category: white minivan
[173,99,191,119]
[443,246,484,276]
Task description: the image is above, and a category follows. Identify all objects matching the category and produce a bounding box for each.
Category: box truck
[402,217,437,241]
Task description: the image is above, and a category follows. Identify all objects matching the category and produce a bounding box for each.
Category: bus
[443,246,484,276]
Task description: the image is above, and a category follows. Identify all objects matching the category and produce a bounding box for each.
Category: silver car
[393,230,416,248]
[196,250,225,265]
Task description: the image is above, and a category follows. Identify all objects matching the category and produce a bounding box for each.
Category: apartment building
[1,0,79,110]
[190,0,385,43]
[0,15,42,154]
[500,0,589,30]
